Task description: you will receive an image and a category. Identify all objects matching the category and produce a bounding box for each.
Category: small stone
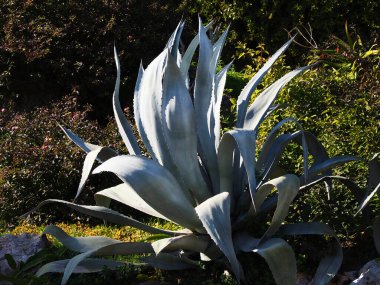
[0,233,50,276]
[350,259,380,285]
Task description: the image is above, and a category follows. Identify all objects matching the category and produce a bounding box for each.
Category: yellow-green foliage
[2,220,182,246]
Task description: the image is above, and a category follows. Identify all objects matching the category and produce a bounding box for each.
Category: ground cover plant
[23,20,379,285]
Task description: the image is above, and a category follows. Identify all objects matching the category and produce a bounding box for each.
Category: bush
[0,0,180,117]
[0,95,127,224]
[222,38,379,245]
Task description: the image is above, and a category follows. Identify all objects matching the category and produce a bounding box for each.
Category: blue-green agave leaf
[180,20,213,81]
[61,242,152,285]
[76,146,117,200]
[257,118,309,182]
[113,47,141,155]
[357,181,380,214]
[306,155,363,181]
[137,49,177,171]
[254,175,300,240]
[35,258,125,277]
[142,252,198,270]
[278,222,342,285]
[195,192,241,281]
[194,17,220,194]
[151,234,210,255]
[254,238,297,285]
[94,184,168,220]
[162,52,211,203]
[218,129,257,209]
[166,20,185,63]
[212,61,233,148]
[24,199,175,235]
[43,225,121,252]
[59,125,106,155]
[93,155,203,232]
[243,64,314,130]
[367,153,380,192]
[236,38,294,128]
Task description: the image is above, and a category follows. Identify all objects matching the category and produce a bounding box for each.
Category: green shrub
[0,95,126,224]
[179,0,379,68]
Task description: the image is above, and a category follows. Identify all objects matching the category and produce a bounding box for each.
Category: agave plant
[26,20,371,285]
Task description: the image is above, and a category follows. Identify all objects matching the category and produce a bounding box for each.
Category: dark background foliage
[0,0,378,240]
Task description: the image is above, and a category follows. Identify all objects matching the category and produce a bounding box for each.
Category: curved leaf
[195,192,241,281]
[113,47,141,155]
[162,52,211,203]
[142,252,198,270]
[35,258,124,277]
[94,184,168,220]
[59,125,102,154]
[133,63,157,161]
[76,146,117,200]
[93,155,203,232]
[23,199,176,235]
[254,238,297,285]
[236,38,294,128]
[194,17,220,193]
[61,242,152,285]
[254,174,300,240]
[151,234,210,255]
[218,129,257,209]
[244,64,314,130]
[278,222,342,285]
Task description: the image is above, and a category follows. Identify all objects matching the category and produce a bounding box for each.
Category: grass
[0,220,241,285]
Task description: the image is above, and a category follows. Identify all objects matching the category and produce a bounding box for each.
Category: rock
[0,233,49,276]
[350,259,380,285]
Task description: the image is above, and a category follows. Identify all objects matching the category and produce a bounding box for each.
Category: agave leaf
[133,63,158,161]
[113,47,141,155]
[254,175,300,241]
[93,155,203,232]
[218,129,257,209]
[151,234,210,255]
[367,153,380,191]
[305,155,363,181]
[356,182,380,214]
[254,238,297,285]
[162,52,211,203]
[94,184,168,220]
[43,224,121,252]
[166,20,185,63]
[76,146,117,200]
[59,125,107,156]
[180,20,213,81]
[243,64,314,130]
[137,48,178,172]
[35,258,125,277]
[257,118,309,183]
[300,175,364,202]
[211,62,233,148]
[194,17,220,193]
[195,192,241,281]
[142,252,198,270]
[236,38,293,128]
[210,25,229,75]
[278,222,342,285]
[373,216,380,254]
[24,199,176,235]
[61,242,153,285]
